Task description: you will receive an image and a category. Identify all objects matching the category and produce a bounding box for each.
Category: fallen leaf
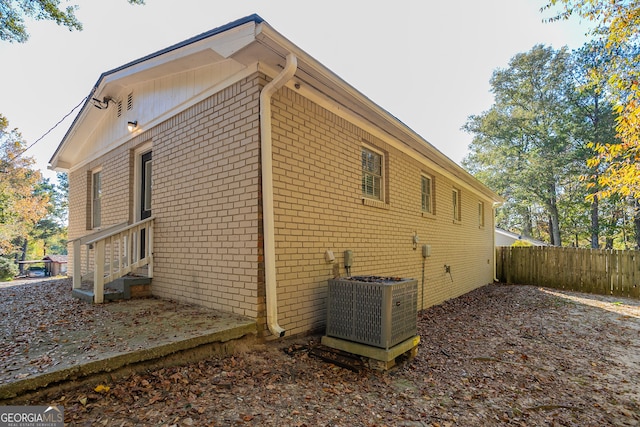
[94,384,110,393]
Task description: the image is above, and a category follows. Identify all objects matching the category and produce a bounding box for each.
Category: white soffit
[51,21,260,170]
[103,49,225,92]
[98,21,258,96]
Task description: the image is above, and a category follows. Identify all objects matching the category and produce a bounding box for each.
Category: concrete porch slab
[0,295,256,400]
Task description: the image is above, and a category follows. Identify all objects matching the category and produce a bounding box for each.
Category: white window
[421,175,433,214]
[362,146,383,200]
[478,201,485,227]
[452,188,461,222]
[92,170,102,228]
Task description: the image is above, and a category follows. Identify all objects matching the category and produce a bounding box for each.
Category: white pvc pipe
[493,202,502,282]
[260,53,297,337]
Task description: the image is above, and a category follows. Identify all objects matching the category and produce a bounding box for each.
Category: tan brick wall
[150,77,262,318]
[67,72,495,339]
[67,76,262,320]
[269,87,495,337]
[67,137,134,276]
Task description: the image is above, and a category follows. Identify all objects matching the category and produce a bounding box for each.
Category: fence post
[585,249,592,294]
[614,250,622,296]
[623,250,632,297]
[598,249,606,295]
[508,246,511,282]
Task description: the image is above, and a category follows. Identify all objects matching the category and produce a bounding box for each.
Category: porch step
[72,288,125,302]
[110,276,152,299]
[73,276,151,303]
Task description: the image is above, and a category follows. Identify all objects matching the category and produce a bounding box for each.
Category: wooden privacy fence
[496,246,640,299]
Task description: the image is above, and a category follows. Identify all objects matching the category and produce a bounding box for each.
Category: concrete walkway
[0,280,256,400]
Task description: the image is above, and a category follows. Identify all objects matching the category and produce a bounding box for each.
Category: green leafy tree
[543,0,640,201]
[464,45,576,246]
[55,172,68,223]
[31,176,67,256]
[0,115,50,260]
[0,0,145,43]
[632,199,640,249]
[596,195,637,249]
[0,256,18,280]
[51,172,69,254]
[466,42,626,248]
[558,180,591,247]
[567,41,620,248]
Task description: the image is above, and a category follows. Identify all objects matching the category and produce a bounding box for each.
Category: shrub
[0,257,18,281]
[512,239,533,247]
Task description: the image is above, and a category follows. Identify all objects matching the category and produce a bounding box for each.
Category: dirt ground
[2,279,640,426]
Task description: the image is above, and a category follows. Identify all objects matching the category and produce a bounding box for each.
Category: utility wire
[12,96,88,161]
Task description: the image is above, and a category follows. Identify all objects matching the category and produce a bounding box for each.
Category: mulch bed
[2,280,639,426]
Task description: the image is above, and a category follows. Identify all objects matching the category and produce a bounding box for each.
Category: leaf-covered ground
[0,278,249,386]
[4,280,640,426]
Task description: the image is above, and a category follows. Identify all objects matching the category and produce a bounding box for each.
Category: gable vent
[116,100,123,118]
[127,93,133,111]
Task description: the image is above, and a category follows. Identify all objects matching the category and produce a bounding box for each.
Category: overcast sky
[0,0,591,179]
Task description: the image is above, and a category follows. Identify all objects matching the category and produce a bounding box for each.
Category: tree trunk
[548,184,562,247]
[18,238,28,275]
[605,237,614,249]
[591,195,599,249]
[551,215,561,247]
[521,207,533,238]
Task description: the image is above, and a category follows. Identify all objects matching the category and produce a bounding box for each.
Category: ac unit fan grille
[326,277,417,349]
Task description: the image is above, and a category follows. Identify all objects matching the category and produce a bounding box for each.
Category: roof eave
[51,15,501,204]
[256,24,502,203]
[49,14,265,170]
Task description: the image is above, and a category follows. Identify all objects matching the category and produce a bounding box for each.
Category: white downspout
[260,53,297,337]
[493,202,502,282]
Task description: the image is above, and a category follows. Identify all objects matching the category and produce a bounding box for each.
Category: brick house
[50,15,501,338]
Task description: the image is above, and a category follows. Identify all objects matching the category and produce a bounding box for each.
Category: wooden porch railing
[72,217,154,303]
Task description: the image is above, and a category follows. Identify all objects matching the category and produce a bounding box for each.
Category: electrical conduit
[260,53,297,337]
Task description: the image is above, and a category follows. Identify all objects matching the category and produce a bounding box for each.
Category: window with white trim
[452,188,461,222]
[92,169,102,228]
[362,146,383,200]
[421,174,434,214]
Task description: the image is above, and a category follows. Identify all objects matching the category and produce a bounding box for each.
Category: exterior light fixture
[127,121,138,132]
